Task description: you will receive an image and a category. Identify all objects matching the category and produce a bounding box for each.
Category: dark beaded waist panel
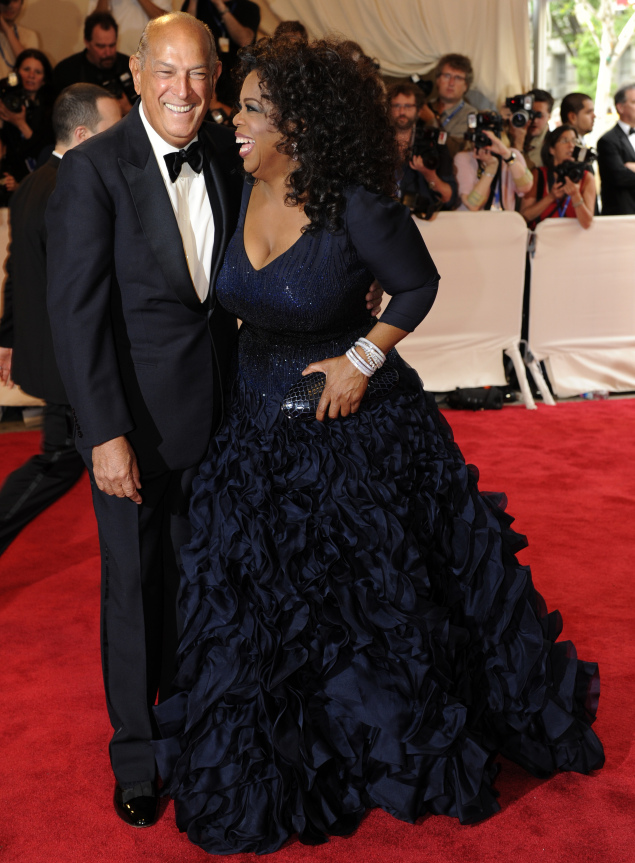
[237,320,379,400]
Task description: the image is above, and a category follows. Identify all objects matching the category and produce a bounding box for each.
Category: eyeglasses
[438,72,467,83]
[391,103,417,110]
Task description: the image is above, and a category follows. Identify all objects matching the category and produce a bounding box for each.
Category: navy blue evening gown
[153,184,604,855]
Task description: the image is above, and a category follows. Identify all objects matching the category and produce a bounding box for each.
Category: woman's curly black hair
[235,38,399,234]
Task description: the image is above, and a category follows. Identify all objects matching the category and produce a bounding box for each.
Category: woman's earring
[291,142,299,162]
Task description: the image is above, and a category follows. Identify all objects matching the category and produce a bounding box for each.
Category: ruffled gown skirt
[154,350,603,855]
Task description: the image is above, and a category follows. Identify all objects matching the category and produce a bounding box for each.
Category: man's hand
[92,436,142,504]
[625,161,635,173]
[365,280,384,317]
[0,346,13,387]
[409,154,434,178]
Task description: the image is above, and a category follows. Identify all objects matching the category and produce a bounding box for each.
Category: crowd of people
[0,2,634,222]
[0,0,261,190]
[385,52,635,228]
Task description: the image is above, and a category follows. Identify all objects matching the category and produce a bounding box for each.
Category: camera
[554,145,597,184]
[412,124,447,170]
[464,111,503,148]
[401,191,441,221]
[100,70,138,105]
[409,73,433,99]
[0,72,28,114]
[505,93,541,128]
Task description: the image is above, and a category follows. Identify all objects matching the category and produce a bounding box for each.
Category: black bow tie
[164,140,203,182]
[629,127,635,136]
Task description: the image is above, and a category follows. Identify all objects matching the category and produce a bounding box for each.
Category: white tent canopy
[30,0,532,106]
[263,0,531,104]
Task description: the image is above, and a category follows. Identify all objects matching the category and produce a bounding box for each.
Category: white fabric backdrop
[265,0,531,103]
[23,0,530,103]
[388,211,528,392]
[529,217,635,398]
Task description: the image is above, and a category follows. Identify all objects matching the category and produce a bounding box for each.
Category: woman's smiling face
[234,71,291,181]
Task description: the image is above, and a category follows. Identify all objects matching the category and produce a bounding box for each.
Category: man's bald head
[135,12,217,70]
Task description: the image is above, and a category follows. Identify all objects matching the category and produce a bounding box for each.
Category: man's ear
[130,55,142,96]
[211,59,223,97]
[73,125,90,145]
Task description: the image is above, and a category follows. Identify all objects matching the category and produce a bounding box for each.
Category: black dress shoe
[114,781,159,828]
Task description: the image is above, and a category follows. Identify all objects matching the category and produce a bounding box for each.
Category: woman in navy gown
[154,38,604,854]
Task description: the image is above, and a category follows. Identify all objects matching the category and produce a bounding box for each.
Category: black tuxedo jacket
[597,123,635,215]
[46,103,243,473]
[0,156,68,404]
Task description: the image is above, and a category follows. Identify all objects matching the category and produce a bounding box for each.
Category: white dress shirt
[617,119,635,158]
[140,101,215,302]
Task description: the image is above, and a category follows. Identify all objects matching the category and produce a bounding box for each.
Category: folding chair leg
[504,343,536,410]
[527,359,556,406]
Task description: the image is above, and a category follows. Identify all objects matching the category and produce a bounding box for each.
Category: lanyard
[557,195,571,218]
[440,100,465,128]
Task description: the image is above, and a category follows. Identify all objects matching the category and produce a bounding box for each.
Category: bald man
[46,13,244,826]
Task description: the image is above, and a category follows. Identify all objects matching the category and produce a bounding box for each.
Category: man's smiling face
[130,18,220,148]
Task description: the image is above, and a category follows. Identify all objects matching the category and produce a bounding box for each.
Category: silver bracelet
[355,337,386,370]
[346,347,374,377]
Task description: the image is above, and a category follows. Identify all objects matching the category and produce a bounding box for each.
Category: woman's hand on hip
[302,355,369,421]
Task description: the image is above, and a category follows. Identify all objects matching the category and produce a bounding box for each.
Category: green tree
[549,0,635,118]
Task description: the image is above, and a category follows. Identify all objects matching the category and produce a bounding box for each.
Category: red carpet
[0,400,633,863]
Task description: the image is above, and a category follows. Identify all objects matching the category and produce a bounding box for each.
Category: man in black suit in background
[0,83,121,555]
[46,12,243,829]
[597,84,635,215]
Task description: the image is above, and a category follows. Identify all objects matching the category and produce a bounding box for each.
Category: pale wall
[18,0,182,66]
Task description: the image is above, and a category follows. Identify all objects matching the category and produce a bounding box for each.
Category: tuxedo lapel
[200,125,231,303]
[615,124,635,157]
[118,106,205,316]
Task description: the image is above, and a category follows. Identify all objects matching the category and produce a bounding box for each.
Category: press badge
[219,36,230,53]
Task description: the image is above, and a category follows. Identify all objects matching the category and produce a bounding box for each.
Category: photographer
[52,13,134,115]
[0,48,53,184]
[421,53,476,159]
[455,117,532,211]
[88,1,172,58]
[522,88,553,169]
[388,82,457,215]
[499,92,541,155]
[520,125,596,229]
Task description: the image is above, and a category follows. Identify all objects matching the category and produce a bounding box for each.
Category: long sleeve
[345,185,440,332]
[46,148,134,447]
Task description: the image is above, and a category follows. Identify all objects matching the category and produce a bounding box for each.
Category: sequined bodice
[215,184,376,399]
